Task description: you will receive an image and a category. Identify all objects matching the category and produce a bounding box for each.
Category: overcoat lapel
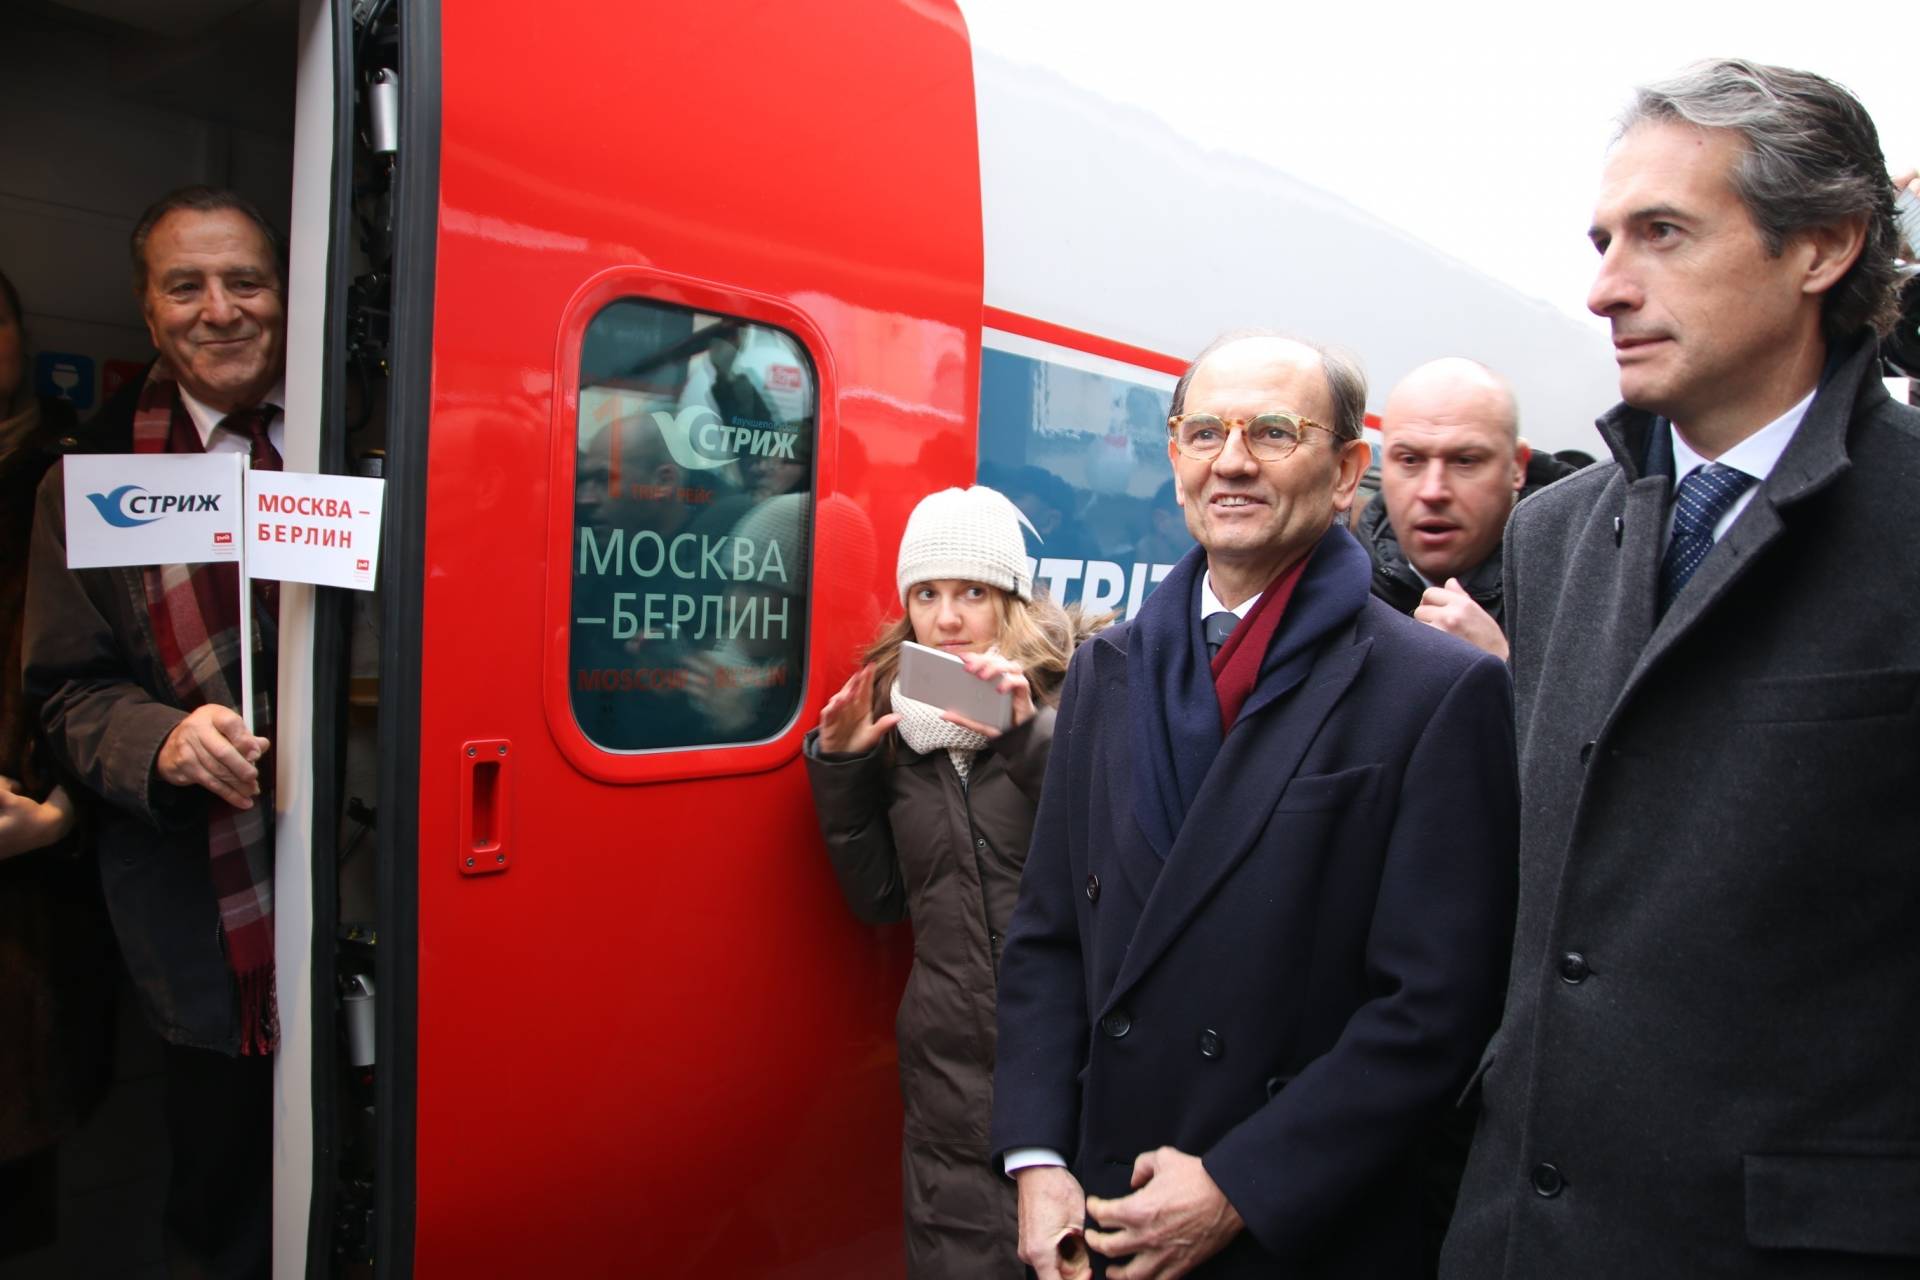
[1109,666,1169,908]
[1626,493,1786,694]
[1611,368,1862,716]
[1529,407,1670,752]
[1098,634,1370,1018]
[1600,472,1673,686]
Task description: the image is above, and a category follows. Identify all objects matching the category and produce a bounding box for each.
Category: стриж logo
[86,484,162,528]
[85,484,222,528]
[650,405,800,473]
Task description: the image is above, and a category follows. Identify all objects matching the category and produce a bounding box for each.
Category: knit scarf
[890,680,992,780]
[1127,524,1373,860]
[132,366,279,1055]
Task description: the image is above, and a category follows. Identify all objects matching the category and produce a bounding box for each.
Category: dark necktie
[1204,610,1239,660]
[222,404,283,474]
[1659,462,1754,616]
[223,405,284,617]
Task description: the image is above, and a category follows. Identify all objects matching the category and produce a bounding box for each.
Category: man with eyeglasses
[991,331,1519,1279]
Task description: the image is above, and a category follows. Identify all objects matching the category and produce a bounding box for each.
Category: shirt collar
[179,380,286,449]
[1669,388,1811,486]
[1200,571,1259,620]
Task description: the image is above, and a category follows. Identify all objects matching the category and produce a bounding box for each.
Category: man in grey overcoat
[1443,60,1920,1277]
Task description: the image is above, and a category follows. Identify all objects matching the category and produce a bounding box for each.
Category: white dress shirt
[179,380,287,458]
[1665,390,1809,546]
[1004,570,1259,1178]
[1199,572,1260,621]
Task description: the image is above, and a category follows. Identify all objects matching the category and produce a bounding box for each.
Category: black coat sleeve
[801,727,907,926]
[22,464,197,830]
[991,703,1055,806]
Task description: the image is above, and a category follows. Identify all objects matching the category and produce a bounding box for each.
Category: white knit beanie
[895,485,1037,603]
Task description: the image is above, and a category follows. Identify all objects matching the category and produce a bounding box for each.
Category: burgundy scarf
[1127,526,1374,861]
[1208,553,1310,733]
[131,367,278,1055]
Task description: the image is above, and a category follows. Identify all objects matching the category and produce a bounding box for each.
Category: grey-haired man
[1445,61,1920,1278]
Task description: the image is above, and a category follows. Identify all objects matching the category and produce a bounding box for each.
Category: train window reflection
[570,299,816,751]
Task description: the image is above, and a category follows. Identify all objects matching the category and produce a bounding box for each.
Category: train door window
[570,299,816,751]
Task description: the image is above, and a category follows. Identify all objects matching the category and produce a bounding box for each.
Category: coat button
[975,836,988,851]
[1265,1074,1290,1099]
[1579,741,1595,764]
[1198,1029,1224,1059]
[1100,1009,1131,1039]
[1531,1163,1565,1198]
[1086,874,1101,903]
[1558,952,1590,984]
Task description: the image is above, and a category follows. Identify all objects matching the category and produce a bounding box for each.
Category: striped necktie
[1659,462,1754,616]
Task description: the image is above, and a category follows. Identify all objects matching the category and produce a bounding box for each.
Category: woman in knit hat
[804,485,1105,1279]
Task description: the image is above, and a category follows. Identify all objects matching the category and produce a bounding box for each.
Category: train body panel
[971,48,1619,453]
[413,2,981,1272]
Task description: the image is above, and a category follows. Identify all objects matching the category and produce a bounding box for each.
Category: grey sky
[961,0,1915,330]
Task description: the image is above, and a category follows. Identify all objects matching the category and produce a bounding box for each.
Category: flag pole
[237,456,254,736]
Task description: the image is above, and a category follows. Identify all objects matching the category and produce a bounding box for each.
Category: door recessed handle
[458,739,512,875]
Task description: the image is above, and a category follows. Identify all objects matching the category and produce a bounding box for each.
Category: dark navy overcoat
[993,592,1518,1277]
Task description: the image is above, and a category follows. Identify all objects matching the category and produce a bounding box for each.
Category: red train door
[384,2,984,1272]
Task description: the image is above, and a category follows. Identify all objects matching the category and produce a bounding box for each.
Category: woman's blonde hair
[864,584,1110,719]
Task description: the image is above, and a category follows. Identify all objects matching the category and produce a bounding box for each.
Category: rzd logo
[85,485,222,528]
[649,406,801,473]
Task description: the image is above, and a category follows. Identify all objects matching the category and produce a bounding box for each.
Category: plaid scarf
[131,366,279,1055]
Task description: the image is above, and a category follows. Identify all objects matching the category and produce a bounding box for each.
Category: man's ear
[1512,438,1533,492]
[1167,442,1187,508]
[1799,217,1868,298]
[1331,438,1372,512]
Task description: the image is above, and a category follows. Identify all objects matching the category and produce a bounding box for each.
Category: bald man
[1358,359,1574,660]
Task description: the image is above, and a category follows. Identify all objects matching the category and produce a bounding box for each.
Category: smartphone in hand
[897,641,1013,730]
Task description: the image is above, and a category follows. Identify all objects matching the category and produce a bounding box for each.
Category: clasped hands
[1016,1149,1242,1280]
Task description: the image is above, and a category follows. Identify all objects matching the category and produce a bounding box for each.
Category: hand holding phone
[897,642,1025,733]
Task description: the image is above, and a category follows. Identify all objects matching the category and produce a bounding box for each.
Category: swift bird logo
[650,406,734,472]
[86,485,162,528]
